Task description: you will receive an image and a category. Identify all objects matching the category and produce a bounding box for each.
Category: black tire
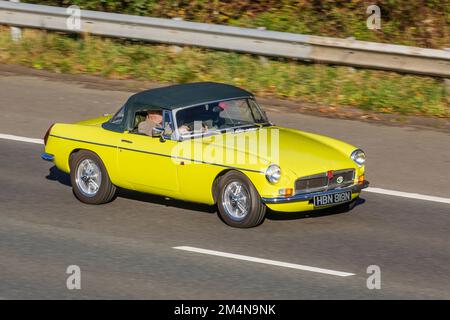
[216,171,266,228]
[70,150,116,204]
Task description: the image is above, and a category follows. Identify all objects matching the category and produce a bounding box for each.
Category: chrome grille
[328,169,355,189]
[295,173,328,194]
[295,169,355,194]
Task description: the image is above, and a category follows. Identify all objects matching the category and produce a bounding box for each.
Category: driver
[138,110,164,136]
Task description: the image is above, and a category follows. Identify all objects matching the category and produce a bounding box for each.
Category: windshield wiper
[254,122,273,128]
[239,123,261,130]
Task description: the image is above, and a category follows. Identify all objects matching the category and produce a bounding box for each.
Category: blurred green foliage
[1,27,448,117]
[25,0,449,48]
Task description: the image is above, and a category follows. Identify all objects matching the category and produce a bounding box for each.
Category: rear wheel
[217,171,266,228]
[70,150,116,204]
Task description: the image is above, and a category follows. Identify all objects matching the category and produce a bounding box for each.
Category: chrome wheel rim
[222,181,250,221]
[75,159,102,197]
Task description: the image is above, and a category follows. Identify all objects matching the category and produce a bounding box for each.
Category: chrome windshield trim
[172,96,253,113]
[178,124,261,141]
[172,97,268,140]
[262,181,369,204]
[41,153,54,162]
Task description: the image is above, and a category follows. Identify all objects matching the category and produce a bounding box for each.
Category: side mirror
[152,127,166,142]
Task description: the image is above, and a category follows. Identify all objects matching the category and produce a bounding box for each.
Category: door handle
[121,139,133,144]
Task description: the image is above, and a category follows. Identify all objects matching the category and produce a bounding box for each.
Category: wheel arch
[212,169,232,204]
[211,168,257,204]
[68,148,109,174]
[68,148,87,172]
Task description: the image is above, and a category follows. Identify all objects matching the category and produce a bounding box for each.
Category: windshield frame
[172,97,270,141]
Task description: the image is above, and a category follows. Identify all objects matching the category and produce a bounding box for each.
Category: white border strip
[365,187,450,204]
[174,246,355,277]
[0,133,43,145]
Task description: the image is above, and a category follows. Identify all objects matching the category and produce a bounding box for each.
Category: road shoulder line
[174,246,355,277]
[365,187,450,204]
[0,133,43,145]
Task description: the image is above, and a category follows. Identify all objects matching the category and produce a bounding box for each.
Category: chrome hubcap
[75,159,102,197]
[222,181,250,221]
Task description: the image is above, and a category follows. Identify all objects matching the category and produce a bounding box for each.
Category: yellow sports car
[42,82,368,228]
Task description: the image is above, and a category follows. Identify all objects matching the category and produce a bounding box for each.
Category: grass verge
[0,27,448,117]
[24,0,450,49]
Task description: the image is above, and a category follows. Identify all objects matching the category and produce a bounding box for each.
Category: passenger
[178,122,208,135]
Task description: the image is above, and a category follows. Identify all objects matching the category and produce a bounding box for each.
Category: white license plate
[313,191,352,207]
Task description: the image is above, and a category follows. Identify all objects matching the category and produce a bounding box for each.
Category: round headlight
[265,164,281,183]
[351,149,366,166]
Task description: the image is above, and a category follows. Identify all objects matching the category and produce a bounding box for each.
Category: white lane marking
[173,246,355,277]
[365,187,450,204]
[0,133,43,145]
[1,132,449,205]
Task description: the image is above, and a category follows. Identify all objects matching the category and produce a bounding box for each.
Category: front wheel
[217,171,266,228]
[70,150,116,204]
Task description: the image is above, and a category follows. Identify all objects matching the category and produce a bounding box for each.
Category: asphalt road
[0,68,449,299]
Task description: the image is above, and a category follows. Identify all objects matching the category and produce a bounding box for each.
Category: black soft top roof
[126,82,253,111]
[103,82,253,132]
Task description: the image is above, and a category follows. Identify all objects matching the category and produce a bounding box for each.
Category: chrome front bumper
[41,153,54,162]
[261,180,369,204]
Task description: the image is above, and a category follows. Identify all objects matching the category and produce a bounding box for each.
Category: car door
[117,110,179,193]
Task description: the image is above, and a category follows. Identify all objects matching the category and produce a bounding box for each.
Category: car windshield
[175,98,269,137]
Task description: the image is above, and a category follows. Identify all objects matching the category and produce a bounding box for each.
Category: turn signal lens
[358,175,365,184]
[278,188,293,197]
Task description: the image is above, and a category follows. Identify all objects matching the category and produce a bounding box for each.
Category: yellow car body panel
[44,117,365,212]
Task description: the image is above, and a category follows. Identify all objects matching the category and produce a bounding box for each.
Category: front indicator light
[278,188,293,197]
[358,175,365,184]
